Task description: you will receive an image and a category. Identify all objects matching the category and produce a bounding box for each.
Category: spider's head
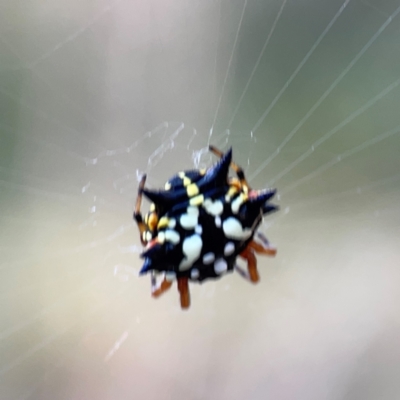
[141,148,233,214]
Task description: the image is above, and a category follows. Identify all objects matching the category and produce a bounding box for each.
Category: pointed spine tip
[262,204,279,214]
[141,188,183,208]
[139,259,152,275]
[249,188,277,204]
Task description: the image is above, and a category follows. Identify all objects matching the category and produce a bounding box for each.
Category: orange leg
[151,275,173,298]
[248,239,277,256]
[133,174,148,245]
[239,247,259,283]
[177,277,190,309]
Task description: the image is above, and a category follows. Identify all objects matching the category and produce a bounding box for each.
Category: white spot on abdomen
[202,252,215,265]
[165,229,180,244]
[195,225,203,235]
[165,272,176,282]
[203,199,224,216]
[224,242,235,256]
[231,194,245,214]
[214,259,227,274]
[180,213,198,230]
[222,217,252,240]
[179,234,202,270]
[187,206,199,215]
[157,231,165,243]
[190,268,200,279]
[215,216,221,228]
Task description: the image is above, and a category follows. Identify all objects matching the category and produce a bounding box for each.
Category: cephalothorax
[133,145,278,309]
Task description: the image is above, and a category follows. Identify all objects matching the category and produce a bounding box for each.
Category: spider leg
[234,264,249,280]
[177,277,190,309]
[209,145,251,190]
[133,174,148,245]
[247,239,277,256]
[256,231,270,246]
[151,272,173,298]
[238,246,259,283]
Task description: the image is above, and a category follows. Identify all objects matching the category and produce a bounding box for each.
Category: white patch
[180,213,198,230]
[214,259,228,274]
[215,216,221,228]
[168,218,176,229]
[231,194,245,214]
[190,268,200,279]
[165,272,176,282]
[195,225,203,235]
[203,198,224,216]
[165,230,180,244]
[179,234,202,270]
[145,231,152,242]
[202,252,215,265]
[224,242,235,256]
[157,231,165,243]
[222,217,252,240]
[187,206,199,215]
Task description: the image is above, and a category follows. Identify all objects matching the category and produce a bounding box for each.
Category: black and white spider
[133,145,278,309]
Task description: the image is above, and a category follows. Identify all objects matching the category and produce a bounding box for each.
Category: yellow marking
[199,168,206,175]
[142,232,147,242]
[225,185,239,201]
[148,213,158,230]
[150,203,156,212]
[190,194,204,206]
[164,182,171,190]
[157,216,170,229]
[228,186,239,196]
[183,176,191,186]
[186,183,199,197]
[229,178,241,190]
[144,213,149,224]
[178,171,185,178]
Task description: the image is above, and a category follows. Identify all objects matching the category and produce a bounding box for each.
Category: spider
[133,145,278,309]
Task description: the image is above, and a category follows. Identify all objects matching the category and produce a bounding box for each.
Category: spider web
[1,0,400,399]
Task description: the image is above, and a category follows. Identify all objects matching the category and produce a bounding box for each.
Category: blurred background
[1,0,400,399]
